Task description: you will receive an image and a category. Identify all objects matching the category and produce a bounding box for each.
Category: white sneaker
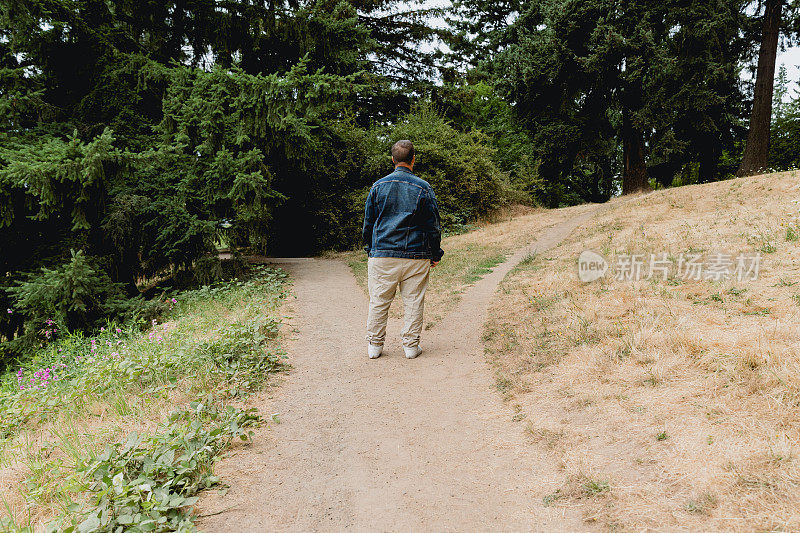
[368,343,383,359]
[403,345,422,359]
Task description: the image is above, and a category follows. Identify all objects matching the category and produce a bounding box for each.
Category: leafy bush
[377,103,513,227]
[192,255,249,287]
[198,315,285,396]
[440,82,544,203]
[43,402,261,533]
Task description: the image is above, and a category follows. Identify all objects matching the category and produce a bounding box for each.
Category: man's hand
[431,261,440,268]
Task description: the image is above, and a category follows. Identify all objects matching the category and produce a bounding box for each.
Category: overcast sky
[776,46,800,96]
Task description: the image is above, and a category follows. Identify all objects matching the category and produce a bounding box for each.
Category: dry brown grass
[486,172,800,530]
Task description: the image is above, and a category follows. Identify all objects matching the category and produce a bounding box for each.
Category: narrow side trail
[199,205,607,531]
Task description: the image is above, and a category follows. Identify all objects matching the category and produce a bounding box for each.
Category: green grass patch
[581,478,611,497]
[0,267,288,440]
[347,255,369,291]
[511,252,542,275]
[461,253,506,285]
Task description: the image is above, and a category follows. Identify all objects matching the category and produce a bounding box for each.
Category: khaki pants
[366,257,431,348]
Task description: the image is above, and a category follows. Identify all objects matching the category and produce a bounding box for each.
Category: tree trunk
[737,0,783,177]
[699,133,721,183]
[589,158,613,203]
[622,107,650,194]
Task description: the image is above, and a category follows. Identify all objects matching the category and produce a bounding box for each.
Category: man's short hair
[391,140,414,164]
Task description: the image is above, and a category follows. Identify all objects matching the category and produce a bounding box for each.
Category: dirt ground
[196,204,610,531]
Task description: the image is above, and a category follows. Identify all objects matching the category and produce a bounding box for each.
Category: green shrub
[443,82,543,203]
[192,255,249,287]
[48,403,262,533]
[5,250,129,355]
[376,103,513,227]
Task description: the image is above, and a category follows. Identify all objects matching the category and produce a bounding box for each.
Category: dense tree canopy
[487,0,747,200]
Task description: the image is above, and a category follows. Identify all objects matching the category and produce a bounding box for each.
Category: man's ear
[391,156,396,165]
[411,155,416,166]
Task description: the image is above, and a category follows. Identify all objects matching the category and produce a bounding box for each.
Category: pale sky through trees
[777,47,800,94]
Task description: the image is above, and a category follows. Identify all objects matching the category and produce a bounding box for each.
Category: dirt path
[198,206,606,531]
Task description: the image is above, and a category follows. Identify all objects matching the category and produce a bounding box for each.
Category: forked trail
[199,206,606,531]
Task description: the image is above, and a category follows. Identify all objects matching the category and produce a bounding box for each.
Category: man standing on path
[362,140,444,359]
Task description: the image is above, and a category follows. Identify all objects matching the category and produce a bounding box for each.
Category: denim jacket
[362,166,444,262]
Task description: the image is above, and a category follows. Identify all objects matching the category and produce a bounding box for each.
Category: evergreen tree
[489,0,746,199]
[447,0,524,75]
[0,1,374,360]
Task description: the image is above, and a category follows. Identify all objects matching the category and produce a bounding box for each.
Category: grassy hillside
[0,266,289,531]
[485,172,800,530]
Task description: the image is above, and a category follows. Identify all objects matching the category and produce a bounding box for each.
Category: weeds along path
[198,205,610,531]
